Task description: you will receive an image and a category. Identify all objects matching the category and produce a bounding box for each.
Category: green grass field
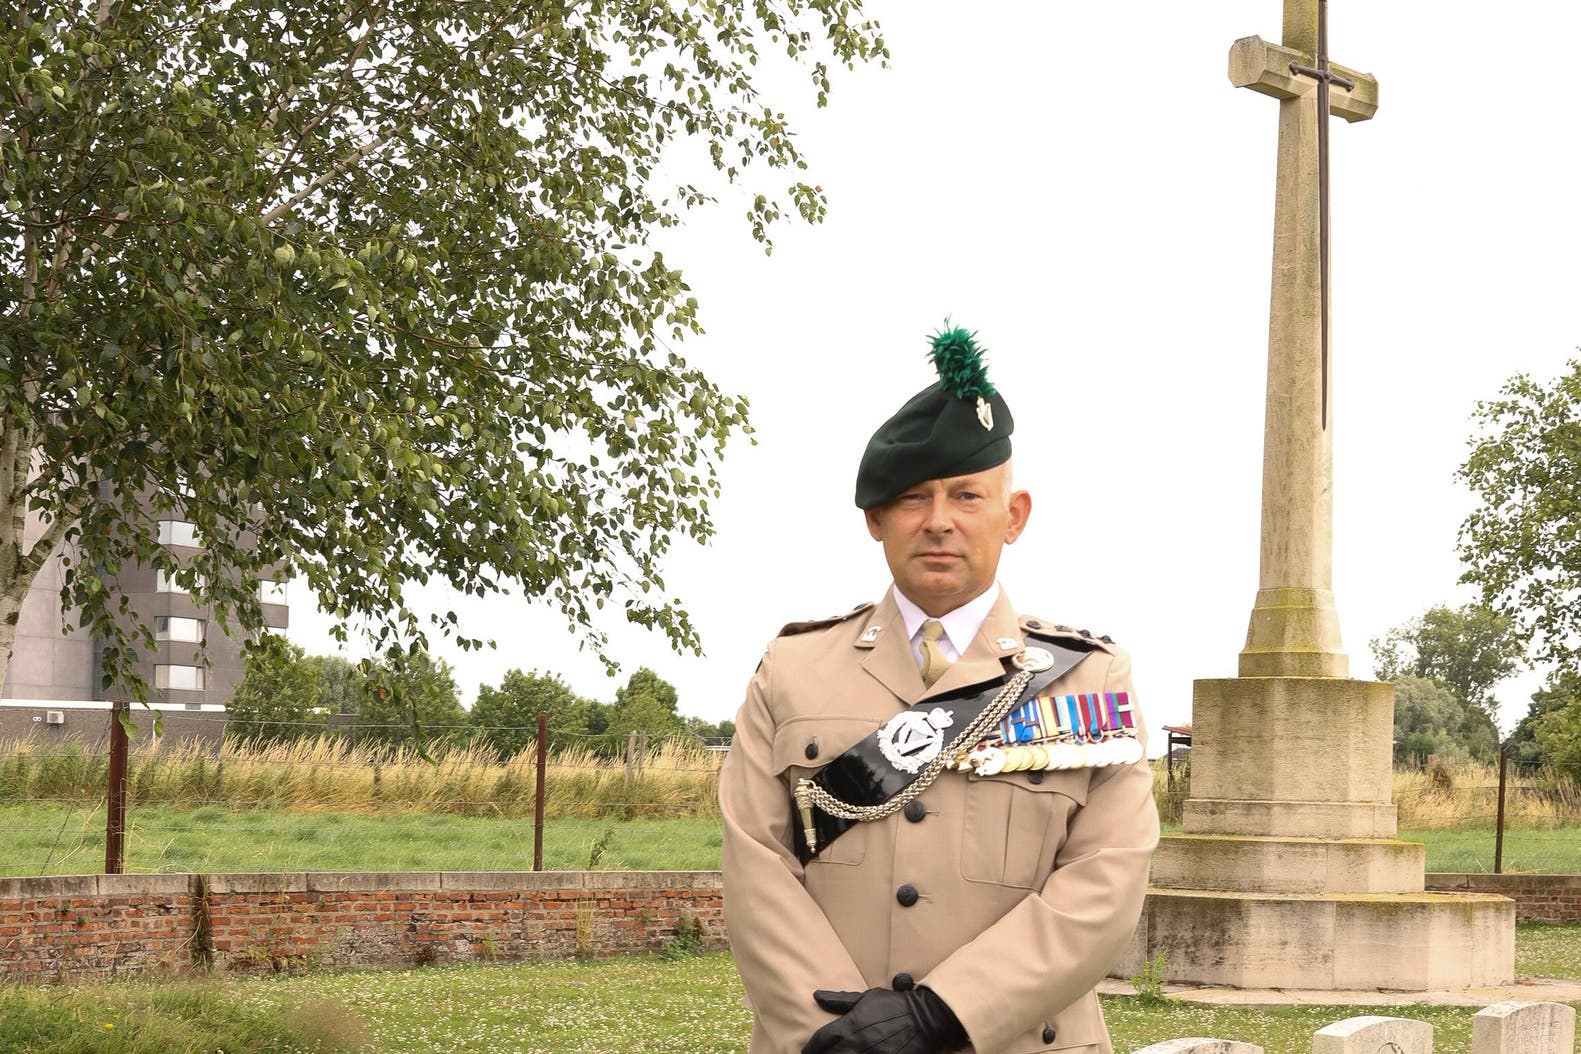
[3,804,1577,877]
[0,803,724,875]
[5,925,1578,1054]
[1398,826,1581,874]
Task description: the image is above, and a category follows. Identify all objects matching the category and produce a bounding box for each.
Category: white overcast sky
[290,2,1581,742]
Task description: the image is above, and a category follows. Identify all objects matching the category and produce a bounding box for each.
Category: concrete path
[1096,977,1581,1007]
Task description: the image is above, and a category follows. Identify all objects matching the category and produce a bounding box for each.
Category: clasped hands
[801,985,968,1054]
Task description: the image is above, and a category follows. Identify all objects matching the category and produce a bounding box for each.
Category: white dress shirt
[891,583,1003,668]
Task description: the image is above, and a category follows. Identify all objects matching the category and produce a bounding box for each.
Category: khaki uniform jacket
[720,590,1159,1054]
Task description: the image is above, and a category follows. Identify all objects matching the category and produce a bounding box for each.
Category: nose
[922,492,953,534]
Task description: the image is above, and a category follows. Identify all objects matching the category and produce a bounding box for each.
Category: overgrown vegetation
[0,735,720,818]
[0,977,366,1054]
[1129,951,1170,1008]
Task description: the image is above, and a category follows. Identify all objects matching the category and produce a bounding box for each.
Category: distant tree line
[224,637,733,758]
[1372,601,1578,780]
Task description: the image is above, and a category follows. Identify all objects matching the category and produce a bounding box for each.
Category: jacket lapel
[920,590,1024,700]
[858,592,924,706]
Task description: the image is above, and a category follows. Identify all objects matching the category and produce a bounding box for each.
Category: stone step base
[1117,889,1514,990]
[1183,798,1399,839]
[1152,834,1425,894]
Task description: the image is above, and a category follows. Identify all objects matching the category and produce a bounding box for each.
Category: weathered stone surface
[1472,1001,1577,1054]
[305,871,443,892]
[204,872,308,894]
[1152,835,1424,894]
[1313,1016,1433,1054]
[1134,1040,1264,1054]
[1182,799,1399,840]
[1119,890,1515,990]
[1188,678,1395,810]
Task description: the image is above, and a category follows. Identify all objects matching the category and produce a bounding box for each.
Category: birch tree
[0,1,885,698]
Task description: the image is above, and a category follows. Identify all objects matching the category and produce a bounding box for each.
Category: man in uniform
[719,326,1160,1054]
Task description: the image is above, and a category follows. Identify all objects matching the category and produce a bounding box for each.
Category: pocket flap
[771,715,878,774]
[967,767,1090,805]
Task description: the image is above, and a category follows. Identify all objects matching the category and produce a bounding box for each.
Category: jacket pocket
[772,715,878,866]
[960,769,1088,888]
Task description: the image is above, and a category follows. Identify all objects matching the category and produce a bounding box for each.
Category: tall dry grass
[9,738,1575,831]
[1152,756,1581,831]
[1394,760,1580,830]
[0,735,722,819]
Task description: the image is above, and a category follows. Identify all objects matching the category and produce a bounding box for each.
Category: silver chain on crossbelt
[794,666,1034,850]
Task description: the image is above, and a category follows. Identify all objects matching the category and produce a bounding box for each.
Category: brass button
[1027,771,1045,785]
[896,883,919,907]
[804,740,818,760]
[903,799,927,823]
[1043,1026,1057,1043]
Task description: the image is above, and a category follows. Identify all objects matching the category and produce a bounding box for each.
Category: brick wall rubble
[0,871,725,980]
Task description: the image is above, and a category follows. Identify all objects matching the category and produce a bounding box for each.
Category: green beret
[854,326,1014,509]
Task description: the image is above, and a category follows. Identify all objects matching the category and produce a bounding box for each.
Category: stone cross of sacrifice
[1229,0,1379,680]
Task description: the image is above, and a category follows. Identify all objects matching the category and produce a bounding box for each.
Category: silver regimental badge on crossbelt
[878,708,955,774]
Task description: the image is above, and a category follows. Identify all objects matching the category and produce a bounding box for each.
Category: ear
[1004,490,1032,544]
[864,505,884,542]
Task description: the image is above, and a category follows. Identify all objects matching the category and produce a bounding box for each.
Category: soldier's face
[864,465,1031,617]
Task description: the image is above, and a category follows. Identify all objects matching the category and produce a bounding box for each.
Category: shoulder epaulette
[778,601,876,638]
[1019,614,1118,651]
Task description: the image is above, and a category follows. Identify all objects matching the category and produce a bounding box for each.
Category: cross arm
[1229,35,1378,122]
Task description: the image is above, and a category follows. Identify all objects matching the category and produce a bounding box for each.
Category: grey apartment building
[0,506,287,743]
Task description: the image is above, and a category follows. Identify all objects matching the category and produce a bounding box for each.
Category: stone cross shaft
[1229,0,1377,679]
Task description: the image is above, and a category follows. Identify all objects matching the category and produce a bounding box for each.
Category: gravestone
[1313,1017,1434,1054]
[1118,0,1514,989]
[1134,1040,1265,1054]
[1472,1001,1577,1054]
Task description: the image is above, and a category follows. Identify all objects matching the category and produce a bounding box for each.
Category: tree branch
[15,486,91,587]
[259,0,364,136]
[260,0,584,227]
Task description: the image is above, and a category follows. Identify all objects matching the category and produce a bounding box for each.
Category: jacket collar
[856,589,1025,706]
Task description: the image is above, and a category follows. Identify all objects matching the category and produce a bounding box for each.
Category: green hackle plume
[927,323,995,399]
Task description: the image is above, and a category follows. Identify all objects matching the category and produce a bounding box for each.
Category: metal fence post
[534,713,547,872]
[1494,744,1508,874]
[105,700,129,874]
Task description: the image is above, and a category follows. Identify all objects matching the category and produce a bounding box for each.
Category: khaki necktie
[918,619,951,687]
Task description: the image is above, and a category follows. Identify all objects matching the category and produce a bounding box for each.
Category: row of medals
[952,734,1143,776]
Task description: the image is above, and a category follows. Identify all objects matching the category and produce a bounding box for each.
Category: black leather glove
[801,985,968,1054]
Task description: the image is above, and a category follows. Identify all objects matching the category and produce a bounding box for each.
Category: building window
[155,616,205,643]
[155,569,205,594]
[259,579,288,605]
[157,520,201,547]
[154,664,205,691]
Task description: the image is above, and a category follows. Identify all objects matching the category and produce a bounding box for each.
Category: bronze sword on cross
[1288,0,1352,429]
[1230,1,1378,432]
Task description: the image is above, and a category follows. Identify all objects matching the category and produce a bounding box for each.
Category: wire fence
[1,712,730,876]
[1,716,1577,878]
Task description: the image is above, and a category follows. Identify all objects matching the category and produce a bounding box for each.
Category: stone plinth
[1186,677,1393,822]
[1152,835,1424,895]
[1121,888,1516,990]
[1127,674,1517,990]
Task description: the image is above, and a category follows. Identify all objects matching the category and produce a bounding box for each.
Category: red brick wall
[0,874,199,981]
[1425,872,1581,922]
[0,871,725,979]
